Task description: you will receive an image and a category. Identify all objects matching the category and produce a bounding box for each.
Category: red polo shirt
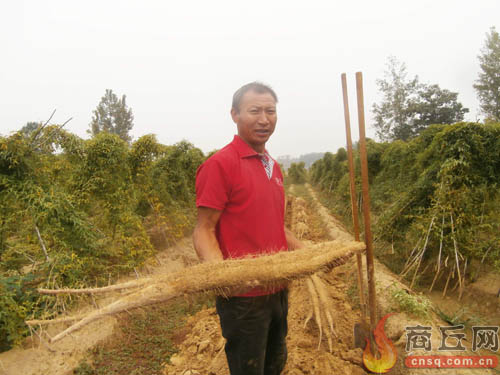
[196,135,288,296]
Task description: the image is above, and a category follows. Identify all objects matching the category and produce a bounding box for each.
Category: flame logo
[363,313,397,373]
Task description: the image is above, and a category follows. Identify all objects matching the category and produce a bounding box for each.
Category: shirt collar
[231,135,268,159]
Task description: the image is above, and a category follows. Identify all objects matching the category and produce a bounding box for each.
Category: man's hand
[285,227,304,250]
[193,207,224,262]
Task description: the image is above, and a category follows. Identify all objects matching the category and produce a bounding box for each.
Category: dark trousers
[215,289,288,375]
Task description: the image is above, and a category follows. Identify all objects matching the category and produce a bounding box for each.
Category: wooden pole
[341,73,366,320]
[355,71,377,328]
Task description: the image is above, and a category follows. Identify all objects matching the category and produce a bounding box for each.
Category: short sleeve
[195,158,231,210]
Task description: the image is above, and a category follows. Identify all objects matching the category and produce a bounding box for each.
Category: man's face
[231,90,277,153]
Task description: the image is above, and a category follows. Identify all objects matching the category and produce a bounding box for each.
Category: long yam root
[311,274,336,353]
[306,277,324,350]
[304,274,337,353]
[27,240,364,343]
[311,274,337,338]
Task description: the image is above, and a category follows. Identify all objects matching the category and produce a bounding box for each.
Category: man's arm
[193,206,224,262]
[285,227,304,250]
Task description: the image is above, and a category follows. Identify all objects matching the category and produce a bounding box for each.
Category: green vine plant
[0,124,205,350]
[311,123,500,299]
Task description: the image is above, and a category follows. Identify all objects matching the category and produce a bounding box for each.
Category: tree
[20,121,41,137]
[474,27,500,121]
[372,56,420,141]
[287,162,307,184]
[89,89,134,142]
[373,57,468,141]
[406,84,468,135]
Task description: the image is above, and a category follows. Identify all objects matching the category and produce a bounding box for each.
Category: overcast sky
[1,0,498,157]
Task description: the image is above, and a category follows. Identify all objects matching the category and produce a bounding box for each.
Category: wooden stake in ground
[355,72,378,330]
[341,73,370,349]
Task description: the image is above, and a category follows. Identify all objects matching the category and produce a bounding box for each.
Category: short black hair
[231,82,278,113]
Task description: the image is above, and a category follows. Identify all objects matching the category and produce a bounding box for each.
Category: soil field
[0,184,498,375]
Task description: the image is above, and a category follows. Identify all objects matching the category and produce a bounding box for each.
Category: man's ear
[230,108,239,124]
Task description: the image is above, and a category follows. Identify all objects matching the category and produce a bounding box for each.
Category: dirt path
[0,237,199,375]
[306,184,353,242]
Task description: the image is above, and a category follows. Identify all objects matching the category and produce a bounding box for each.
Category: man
[193,82,303,375]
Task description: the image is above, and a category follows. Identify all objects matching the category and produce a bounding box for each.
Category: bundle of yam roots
[27,239,365,349]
